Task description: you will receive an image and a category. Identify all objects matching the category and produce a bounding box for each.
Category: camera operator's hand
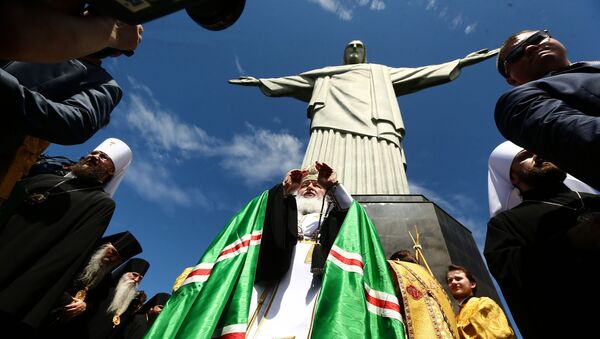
[0,1,144,63]
[107,20,143,54]
[229,76,260,86]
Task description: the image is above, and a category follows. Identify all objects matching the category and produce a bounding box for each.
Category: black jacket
[0,59,121,175]
[495,61,600,190]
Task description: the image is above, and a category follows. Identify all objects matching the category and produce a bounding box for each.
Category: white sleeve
[330,183,353,210]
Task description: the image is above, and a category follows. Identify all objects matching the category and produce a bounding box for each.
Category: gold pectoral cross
[300,239,316,264]
[112,314,121,327]
[74,287,88,301]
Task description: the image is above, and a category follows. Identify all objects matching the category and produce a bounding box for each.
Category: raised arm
[228,73,315,102]
[228,76,260,86]
[458,48,499,68]
[389,47,498,96]
[1,61,121,144]
[0,1,143,63]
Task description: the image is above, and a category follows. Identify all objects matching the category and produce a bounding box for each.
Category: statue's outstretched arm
[459,48,500,68]
[228,74,314,101]
[228,76,260,86]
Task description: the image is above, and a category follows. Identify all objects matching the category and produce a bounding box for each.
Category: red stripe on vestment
[364,289,401,312]
[217,333,245,339]
[188,268,212,277]
[218,234,262,258]
[330,248,364,269]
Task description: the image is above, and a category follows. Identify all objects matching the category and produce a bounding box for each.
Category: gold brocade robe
[456,297,515,339]
[388,260,458,339]
[0,136,49,201]
[172,267,193,292]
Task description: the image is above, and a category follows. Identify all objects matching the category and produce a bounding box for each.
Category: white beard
[107,275,138,315]
[77,244,114,289]
[296,196,328,216]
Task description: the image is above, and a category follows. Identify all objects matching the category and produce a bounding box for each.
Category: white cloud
[126,94,219,157]
[312,0,338,12]
[220,125,304,185]
[438,7,448,19]
[234,54,245,75]
[307,0,386,21]
[425,0,437,10]
[370,0,386,10]
[408,1,478,35]
[451,14,464,29]
[464,22,477,34]
[124,159,213,210]
[337,8,354,21]
[119,86,305,206]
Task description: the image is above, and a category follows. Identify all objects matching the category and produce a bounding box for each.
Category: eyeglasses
[501,29,550,77]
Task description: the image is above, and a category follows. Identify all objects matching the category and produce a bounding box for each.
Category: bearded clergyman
[0,138,132,335]
[47,231,142,332]
[77,258,150,339]
[147,162,405,338]
[485,141,600,338]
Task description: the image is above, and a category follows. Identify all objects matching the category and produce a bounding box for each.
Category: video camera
[87,0,246,31]
[87,0,245,58]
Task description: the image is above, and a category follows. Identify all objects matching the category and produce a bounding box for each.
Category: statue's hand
[228,76,260,85]
[459,47,500,67]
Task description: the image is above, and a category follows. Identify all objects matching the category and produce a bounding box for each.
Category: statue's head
[343,40,367,65]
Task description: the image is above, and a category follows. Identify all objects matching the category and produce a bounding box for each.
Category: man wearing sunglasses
[495,29,600,190]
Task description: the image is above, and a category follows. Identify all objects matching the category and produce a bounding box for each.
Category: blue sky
[46,0,599,335]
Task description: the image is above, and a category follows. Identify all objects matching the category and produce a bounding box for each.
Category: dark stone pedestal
[354,194,501,310]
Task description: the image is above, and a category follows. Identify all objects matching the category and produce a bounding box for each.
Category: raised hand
[283,169,307,195]
[109,21,143,54]
[459,48,500,67]
[315,161,337,189]
[228,76,260,85]
[63,297,87,320]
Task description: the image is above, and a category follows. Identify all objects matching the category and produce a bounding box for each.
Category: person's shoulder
[488,208,516,224]
[84,188,115,207]
[580,191,600,199]
[21,172,65,186]
[562,61,600,72]
[474,296,502,308]
[495,84,534,117]
[477,296,496,303]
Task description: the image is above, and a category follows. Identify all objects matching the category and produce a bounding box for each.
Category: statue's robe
[255,60,464,194]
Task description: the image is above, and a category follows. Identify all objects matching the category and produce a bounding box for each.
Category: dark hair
[390,250,417,264]
[447,264,477,294]
[497,29,537,78]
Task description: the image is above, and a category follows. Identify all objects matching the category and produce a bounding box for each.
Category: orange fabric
[456,297,514,339]
[388,260,459,339]
[0,136,49,201]
[172,267,194,292]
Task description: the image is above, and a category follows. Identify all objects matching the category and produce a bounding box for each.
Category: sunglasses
[501,29,550,77]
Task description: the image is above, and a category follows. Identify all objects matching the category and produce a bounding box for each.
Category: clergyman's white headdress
[487,140,598,217]
[94,138,132,197]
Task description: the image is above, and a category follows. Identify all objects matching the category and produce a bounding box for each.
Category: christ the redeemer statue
[229,40,498,194]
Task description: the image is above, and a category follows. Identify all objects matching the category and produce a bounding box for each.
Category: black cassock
[485,183,600,339]
[118,313,149,339]
[255,183,347,283]
[0,174,115,329]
